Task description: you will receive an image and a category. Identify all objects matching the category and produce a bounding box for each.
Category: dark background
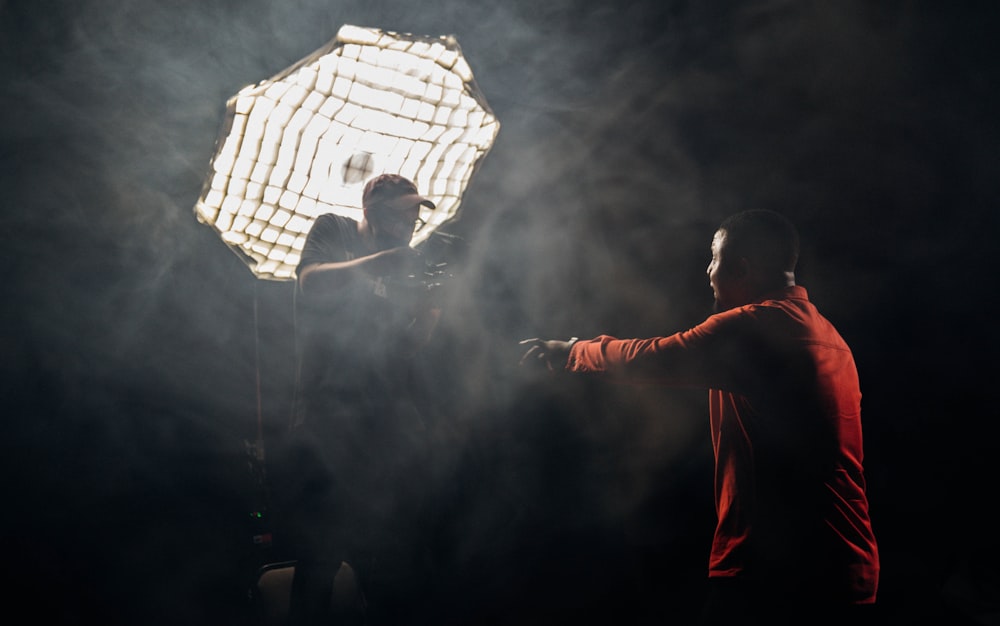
[2,1,998,624]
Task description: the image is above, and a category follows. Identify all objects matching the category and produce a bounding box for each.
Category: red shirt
[567,286,879,604]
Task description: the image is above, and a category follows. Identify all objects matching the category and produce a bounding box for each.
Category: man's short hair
[718,209,800,273]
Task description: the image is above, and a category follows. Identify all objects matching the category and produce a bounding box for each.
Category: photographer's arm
[298,246,422,295]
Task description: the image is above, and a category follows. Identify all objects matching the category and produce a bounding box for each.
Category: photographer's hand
[367,246,423,278]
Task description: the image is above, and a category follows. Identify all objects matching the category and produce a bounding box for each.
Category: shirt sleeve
[296,214,350,277]
[566,308,756,391]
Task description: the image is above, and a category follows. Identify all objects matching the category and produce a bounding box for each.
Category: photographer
[273,174,446,626]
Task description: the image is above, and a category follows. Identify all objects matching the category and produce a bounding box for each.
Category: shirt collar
[755,284,808,304]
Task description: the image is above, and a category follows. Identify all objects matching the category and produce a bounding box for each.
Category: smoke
[3,0,997,623]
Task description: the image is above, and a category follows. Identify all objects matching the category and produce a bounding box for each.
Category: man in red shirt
[521,210,879,624]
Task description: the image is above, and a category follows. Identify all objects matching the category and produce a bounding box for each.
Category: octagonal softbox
[195,25,500,280]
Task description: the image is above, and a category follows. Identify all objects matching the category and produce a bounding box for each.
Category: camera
[387,230,469,306]
[413,230,468,286]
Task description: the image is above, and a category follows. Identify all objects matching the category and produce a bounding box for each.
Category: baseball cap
[362,174,436,211]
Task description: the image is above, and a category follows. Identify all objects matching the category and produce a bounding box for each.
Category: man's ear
[735,256,752,279]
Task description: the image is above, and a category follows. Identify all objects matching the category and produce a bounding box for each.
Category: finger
[519,338,541,345]
[538,351,554,372]
[518,346,539,366]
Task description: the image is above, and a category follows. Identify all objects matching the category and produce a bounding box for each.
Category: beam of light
[195,25,500,280]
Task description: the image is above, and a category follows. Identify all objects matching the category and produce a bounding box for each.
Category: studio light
[195,25,500,280]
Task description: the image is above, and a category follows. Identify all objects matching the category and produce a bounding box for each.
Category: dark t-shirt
[291,213,423,441]
[279,213,432,565]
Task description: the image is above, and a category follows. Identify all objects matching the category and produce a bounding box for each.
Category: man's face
[707,229,747,312]
[368,201,421,249]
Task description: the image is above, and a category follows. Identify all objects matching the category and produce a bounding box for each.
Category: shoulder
[297,213,360,274]
[302,213,363,252]
[308,213,357,237]
[693,295,794,337]
[741,286,812,319]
